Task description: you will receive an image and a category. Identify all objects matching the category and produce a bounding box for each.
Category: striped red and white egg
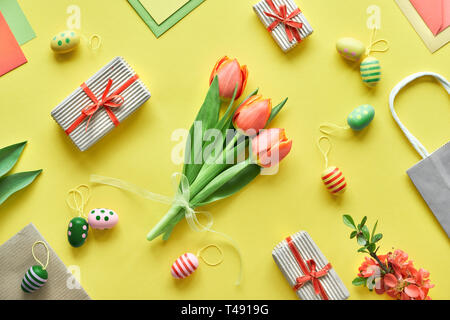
[171,253,199,279]
[321,166,347,195]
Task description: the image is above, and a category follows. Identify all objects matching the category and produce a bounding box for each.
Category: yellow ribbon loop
[197,244,224,266]
[366,27,389,56]
[317,136,332,169]
[319,123,350,135]
[66,185,91,218]
[90,173,243,285]
[32,241,50,270]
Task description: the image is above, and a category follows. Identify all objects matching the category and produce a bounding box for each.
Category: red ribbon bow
[65,74,139,135]
[264,0,303,42]
[286,236,332,300]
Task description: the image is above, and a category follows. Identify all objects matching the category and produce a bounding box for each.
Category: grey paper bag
[0,223,91,300]
[389,72,450,237]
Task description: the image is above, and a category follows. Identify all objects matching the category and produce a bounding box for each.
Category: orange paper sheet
[410,0,450,35]
[0,10,27,77]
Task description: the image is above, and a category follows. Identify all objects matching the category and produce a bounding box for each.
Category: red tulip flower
[209,56,248,100]
[251,128,292,168]
[232,95,272,136]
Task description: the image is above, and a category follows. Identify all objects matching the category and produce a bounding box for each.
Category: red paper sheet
[0,10,27,77]
[410,0,450,36]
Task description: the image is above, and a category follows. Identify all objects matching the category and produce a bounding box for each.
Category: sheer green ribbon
[90,173,243,285]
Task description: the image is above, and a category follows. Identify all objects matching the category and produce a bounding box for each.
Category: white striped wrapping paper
[253,0,313,52]
[51,56,151,151]
[272,231,349,300]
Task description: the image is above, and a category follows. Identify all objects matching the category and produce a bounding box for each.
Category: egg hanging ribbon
[264,0,303,42]
[65,74,139,135]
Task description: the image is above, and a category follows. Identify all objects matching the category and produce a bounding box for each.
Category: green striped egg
[21,265,48,293]
[360,56,381,87]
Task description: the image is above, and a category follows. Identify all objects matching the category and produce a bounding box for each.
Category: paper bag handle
[389,72,450,159]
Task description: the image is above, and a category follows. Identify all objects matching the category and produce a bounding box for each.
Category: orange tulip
[251,128,292,168]
[209,56,248,100]
[232,95,272,135]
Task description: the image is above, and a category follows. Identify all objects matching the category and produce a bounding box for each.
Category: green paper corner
[127,0,205,38]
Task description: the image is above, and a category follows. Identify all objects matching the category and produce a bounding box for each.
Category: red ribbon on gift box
[264,0,304,42]
[286,236,333,300]
[65,74,139,135]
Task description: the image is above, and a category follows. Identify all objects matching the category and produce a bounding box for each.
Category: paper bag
[389,72,450,237]
[0,223,91,300]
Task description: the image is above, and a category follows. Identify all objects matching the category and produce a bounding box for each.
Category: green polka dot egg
[88,208,119,230]
[50,30,80,53]
[67,217,89,248]
[347,105,375,131]
[360,56,381,87]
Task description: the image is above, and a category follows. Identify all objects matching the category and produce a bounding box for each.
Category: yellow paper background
[0,0,448,300]
[140,0,190,25]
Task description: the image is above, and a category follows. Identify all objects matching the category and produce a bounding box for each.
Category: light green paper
[0,0,35,45]
[127,0,205,38]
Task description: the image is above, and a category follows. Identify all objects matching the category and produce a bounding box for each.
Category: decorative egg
[347,105,375,131]
[21,265,48,293]
[321,166,347,195]
[50,30,80,54]
[171,253,199,279]
[67,217,89,247]
[360,56,381,87]
[88,208,119,230]
[336,37,366,61]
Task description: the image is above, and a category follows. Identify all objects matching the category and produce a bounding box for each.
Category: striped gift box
[273,231,349,300]
[253,0,313,52]
[51,57,151,151]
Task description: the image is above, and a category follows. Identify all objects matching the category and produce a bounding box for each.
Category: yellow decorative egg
[360,56,381,87]
[336,37,366,62]
[50,30,80,54]
[321,166,347,195]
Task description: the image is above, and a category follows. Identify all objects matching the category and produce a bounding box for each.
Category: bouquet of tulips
[343,215,434,300]
[146,56,293,241]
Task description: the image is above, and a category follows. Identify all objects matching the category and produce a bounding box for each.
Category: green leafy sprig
[343,214,389,287]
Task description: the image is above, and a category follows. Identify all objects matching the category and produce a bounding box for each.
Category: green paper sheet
[0,0,35,45]
[127,0,205,38]
[140,0,189,25]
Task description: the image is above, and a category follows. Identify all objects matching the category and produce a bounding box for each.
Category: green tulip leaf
[0,170,42,205]
[183,76,221,184]
[267,97,288,125]
[191,160,254,206]
[0,141,27,178]
[343,214,356,229]
[193,163,261,207]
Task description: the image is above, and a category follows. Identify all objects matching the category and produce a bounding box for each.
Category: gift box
[253,0,313,52]
[272,231,349,300]
[51,56,151,151]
